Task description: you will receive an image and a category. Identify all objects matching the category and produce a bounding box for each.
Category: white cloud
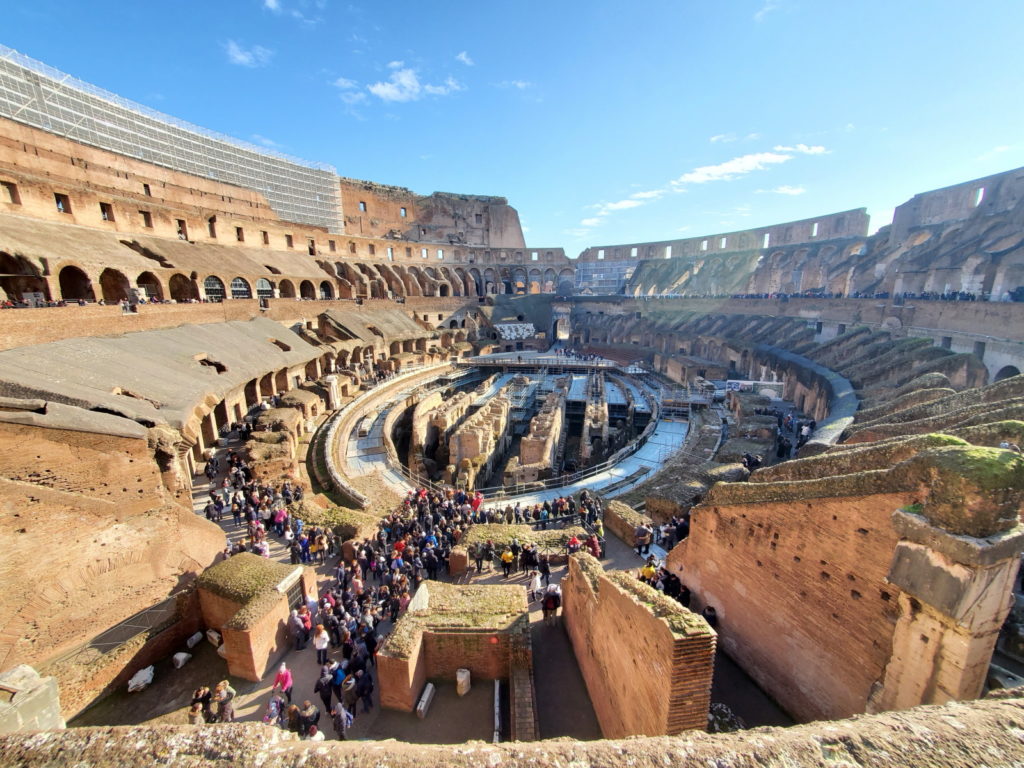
[577,141,825,232]
[603,199,644,212]
[672,152,792,186]
[333,76,358,89]
[456,51,474,66]
[497,80,532,90]
[225,40,274,68]
[710,133,737,143]
[387,60,404,69]
[367,67,463,102]
[340,91,367,105]
[754,1,778,22]
[424,77,463,96]
[773,143,828,155]
[264,0,281,10]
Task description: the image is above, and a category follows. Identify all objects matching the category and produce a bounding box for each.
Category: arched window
[230,277,252,299]
[203,276,225,301]
[256,278,274,299]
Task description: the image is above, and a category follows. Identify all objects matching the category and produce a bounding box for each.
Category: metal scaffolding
[0,46,343,232]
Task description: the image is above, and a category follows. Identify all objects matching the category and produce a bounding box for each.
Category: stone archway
[300,280,316,299]
[279,279,296,298]
[0,252,48,302]
[995,365,1021,382]
[99,268,131,303]
[58,265,95,302]
[230,277,252,299]
[168,273,198,302]
[136,271,164,301]
[203,275,226,302]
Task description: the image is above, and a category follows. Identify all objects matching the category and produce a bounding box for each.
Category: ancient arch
[557,268,575,295]
[58,265,95,302]
[0,252,48,302]
[468,267,484,295]
[299,280,316,299]
[320,281,335,299]
[203,275,226,301]
[230,277,252,300]
[484,268,498,294]
[259,371,275,397]
[528,268,542,294]
[279,279,297,298]
[255,278,274,299]
[544,268,557,293]
[168,273,197,302]
[513,267,528,294]
[136,271,164,301]
[99,268,131,303]
[995,365,1021,382]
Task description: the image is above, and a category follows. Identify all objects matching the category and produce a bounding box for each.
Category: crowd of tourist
[200,420,706,739]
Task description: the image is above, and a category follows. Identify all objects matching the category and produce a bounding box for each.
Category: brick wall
[603,500,652,545]
[561,557,714,737]
[200,568,316,683]
[424,630,511,679]
[667,491,910,722]
[377,626,519,713]
[376,632,427,712]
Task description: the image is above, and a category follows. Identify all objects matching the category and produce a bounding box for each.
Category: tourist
[500,547,514,578]
[191,685,213,723]
[213,680,236,723]
[341,675,359,718]
[299,700,321,737]
[263,694,286,727]
[272,662,294,703]
[538,556,552,587]
[313,623,331,664]
[331,704,353,740]
[285,704,301,733]
[289,610,306,650]
[355,669,375,713]
[528,570,542,602]
[187,702,204,725]
[634,522,652,556]
[541,585,561,624]
[307,724,326,742]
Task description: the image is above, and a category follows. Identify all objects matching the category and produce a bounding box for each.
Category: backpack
[543,595,557,610]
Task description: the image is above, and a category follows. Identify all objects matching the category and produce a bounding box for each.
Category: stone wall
[0,666,64,734]
[7,692,1024,766]
[446,385,512,489]
[0,420,223,711]
[603,500,652,545]
[668,489,909,721]
[560,554,715,737]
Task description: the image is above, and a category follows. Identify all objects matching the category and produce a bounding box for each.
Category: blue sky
[5,1,1023,254]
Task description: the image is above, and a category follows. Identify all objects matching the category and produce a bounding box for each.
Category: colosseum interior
[1,45,1024,767]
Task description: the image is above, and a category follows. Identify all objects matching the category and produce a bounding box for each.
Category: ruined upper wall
[889,166,1024,246]
[412,192,526,248]
[578,209,869,263]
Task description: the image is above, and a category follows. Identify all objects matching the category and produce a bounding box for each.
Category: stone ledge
[892,508,1024,566]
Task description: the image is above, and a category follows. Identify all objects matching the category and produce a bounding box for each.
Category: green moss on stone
[196,553,295,605]
[605,571,712,637]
